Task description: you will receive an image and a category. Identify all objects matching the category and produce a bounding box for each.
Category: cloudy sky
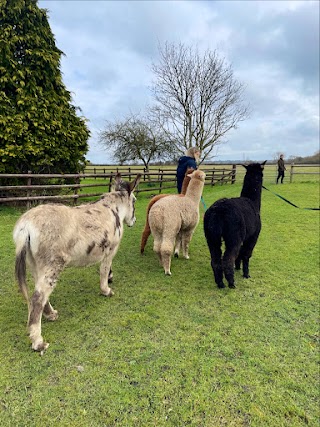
[38,0,319,163]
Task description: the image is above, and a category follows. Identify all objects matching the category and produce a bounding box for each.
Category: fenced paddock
[0,180,319,426]
[0,163,318,207]
[0,165,236,207]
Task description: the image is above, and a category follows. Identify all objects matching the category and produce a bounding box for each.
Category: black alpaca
[204,161,266,289]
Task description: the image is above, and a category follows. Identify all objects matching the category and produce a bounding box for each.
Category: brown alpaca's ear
[185,167,195,176]
[185,168,196,178]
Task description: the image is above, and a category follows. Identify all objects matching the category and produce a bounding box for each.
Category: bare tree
[151,42,249,161]
[99,114,176,171]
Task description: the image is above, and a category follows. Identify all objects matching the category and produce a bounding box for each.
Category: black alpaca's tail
[203,207,224,258]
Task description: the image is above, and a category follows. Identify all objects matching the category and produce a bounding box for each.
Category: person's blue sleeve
[187,159,197,169]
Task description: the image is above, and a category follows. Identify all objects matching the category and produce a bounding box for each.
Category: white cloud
[39,0,319,163]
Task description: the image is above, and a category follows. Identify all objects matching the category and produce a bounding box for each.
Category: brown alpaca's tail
[140,194,169,254]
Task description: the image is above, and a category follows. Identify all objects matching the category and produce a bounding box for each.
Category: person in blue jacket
[176,147,200,193]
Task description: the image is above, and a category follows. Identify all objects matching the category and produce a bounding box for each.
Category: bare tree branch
[99,113,177,170]
[151,42,250,161]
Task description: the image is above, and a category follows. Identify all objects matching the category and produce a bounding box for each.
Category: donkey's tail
[13,225,30,303]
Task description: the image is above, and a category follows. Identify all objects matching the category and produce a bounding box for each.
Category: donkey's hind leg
[100,255,115,296]
[43,301,58,321]
[28,266,62,352]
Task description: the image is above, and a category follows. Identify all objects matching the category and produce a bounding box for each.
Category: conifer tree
[0,0,90,174]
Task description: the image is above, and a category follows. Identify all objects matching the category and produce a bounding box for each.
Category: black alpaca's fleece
[204,162,266,289]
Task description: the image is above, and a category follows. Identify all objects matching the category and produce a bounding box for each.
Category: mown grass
[0,180,319,426]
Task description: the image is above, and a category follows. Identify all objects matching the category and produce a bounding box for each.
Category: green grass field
[0,179,319,426]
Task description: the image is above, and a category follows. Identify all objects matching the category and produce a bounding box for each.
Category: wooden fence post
[159,173,164,194]
[108,174,113,192]
[27,170,32,209]
[231,164,236,184]
[290,163,294,183]
[74,175,80,205]
[211,170,215,186]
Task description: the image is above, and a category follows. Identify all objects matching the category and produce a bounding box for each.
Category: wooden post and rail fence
[0,163,318,207]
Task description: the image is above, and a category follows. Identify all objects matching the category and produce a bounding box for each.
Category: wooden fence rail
[1,164,318,207]
[0,166,236,207]
[289,164,320,183]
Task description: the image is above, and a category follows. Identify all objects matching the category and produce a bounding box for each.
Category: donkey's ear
[113,173,122,191]
[129,174,141,194]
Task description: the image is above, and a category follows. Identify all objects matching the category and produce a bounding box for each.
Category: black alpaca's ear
[261,160,267,169]
[241,164,248,169]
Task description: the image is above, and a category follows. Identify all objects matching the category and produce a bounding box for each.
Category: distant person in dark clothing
[276,154,286,183]
[176,147,200,193]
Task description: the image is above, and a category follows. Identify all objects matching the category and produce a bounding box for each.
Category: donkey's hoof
[243,274,251,279]
[32,341,49,353]
[44,310,58,321]
[228,283,236,289]
[217,282,226,288]
[165,271,172,276]
[101,288,114,297]
[174,252,179,258]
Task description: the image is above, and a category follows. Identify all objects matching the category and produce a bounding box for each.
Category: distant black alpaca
[204,161,266,289]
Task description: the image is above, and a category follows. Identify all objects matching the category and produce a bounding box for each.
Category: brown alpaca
[140,168,194,254]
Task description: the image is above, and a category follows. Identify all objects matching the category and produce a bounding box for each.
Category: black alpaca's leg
[235,247,243,270]
[223,245,241,288]
[223,252,235,288]
[241,236,259,278]
[209,247,225,288]
[211,258,225,288]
